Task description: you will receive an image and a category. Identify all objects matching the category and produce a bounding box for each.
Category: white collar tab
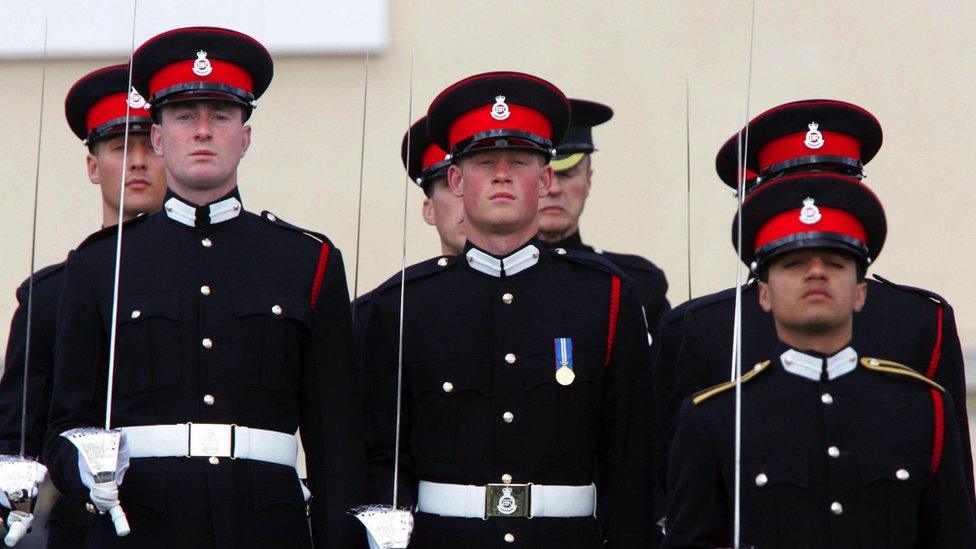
[780,346,858,382]
[164,194,242,228]
[465,244,541,278]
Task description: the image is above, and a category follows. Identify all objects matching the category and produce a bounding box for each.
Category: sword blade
[351,51,370,318]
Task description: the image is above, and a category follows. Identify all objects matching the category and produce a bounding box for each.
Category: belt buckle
[187,423,233,458]
[485,483,531,519]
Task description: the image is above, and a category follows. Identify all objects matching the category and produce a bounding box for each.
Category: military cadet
[361,72,655,548]
[43,27,366,548]
[654,101,974,522]
[663,170,976,548]
[539,98,670,341]
[352,117,463,351]
[0,63,166,547]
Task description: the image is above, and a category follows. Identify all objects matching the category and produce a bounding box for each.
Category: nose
[492,159,512,183]
[548,174,563,195]
[128,144,147,171]
[193,117,213,140]
[805,256,828,279]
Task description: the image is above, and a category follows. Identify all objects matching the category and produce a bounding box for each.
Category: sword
[351,52,370,318]
[685,79,692,302]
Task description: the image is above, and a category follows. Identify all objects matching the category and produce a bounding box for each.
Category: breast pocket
[116,290,182,396]
[231,289,311,394]
[521,350,604,458]
[408,360,492,462]
[729,456,811,549]
[857,451,928,547]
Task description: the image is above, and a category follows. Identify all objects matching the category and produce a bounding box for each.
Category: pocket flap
[729,455,809,489]
[119,290,180,323]
[409,360,492,398]
[521,351,604,391]
[857,451,928,484]
[252,465,306,512]
[233,288,311,327]
[120,466,167,513]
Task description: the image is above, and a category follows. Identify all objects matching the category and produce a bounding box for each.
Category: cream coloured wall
[1,0,975,363]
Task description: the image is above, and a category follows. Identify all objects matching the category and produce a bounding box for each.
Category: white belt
[123,424,298,468]
[417,480,596,519]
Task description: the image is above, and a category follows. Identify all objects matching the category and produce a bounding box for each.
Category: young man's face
[151,101,251,195]
[758,249,867,335]
[87,133,167,219]
[447,149,552,237]
[538,155,592,239]
[422,178,465,255]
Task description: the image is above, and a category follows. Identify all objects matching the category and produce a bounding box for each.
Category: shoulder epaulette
[860,357,945,392]
[871,274,948,306]
[552,247,628,279]
[260,210,329,244]
[599,250,666,276]
[374,255,459,294]
[15,261,66,301]
[692,360,771,404]
[684,280,759,314]
[76,215,148,250]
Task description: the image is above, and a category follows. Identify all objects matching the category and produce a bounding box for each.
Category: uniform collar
[779,344,858,382]
[549,230,587,251]
[164,188,243,229]
[464,239,542,278]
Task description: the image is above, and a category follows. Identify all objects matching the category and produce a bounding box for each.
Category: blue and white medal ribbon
[554,337,575,386]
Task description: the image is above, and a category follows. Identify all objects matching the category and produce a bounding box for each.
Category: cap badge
[127,87,149,110]
[804,122,824,150]
[799,197,822,225]
[490,95,511,121]
[192,50,213,77]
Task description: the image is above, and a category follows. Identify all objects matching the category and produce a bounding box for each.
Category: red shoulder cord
[603,275,622,367]
[310,242,332,311]
[926,306,945,481]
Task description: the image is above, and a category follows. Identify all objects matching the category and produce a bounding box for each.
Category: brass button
[828,446,840,458]
[85,503,96,514]
[201,238,213,248]
[555,247,567,255]
[267,213,277,222]
[502,411,514,423]
[868,358,880,366]
[830,501,843,515]
[755,473,768,487]
[203,394,215,405]
[502,293,514,305]
[200,285,211,296]
[202,338,213,349]
[821,393,833,405]
[501,474,512,484]
[271,305,282,315]
[784,356,793,365]
[504,353,516,364]
[504,533,515,543]
[896,469,910,481]
[442,381,454,393]
[437,257,449,267]
[130,310,141,319]
[209,456,220,465]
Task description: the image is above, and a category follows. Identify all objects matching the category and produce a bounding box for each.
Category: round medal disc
[555,366,575,386]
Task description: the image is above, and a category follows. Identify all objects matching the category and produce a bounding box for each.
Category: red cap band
[85,92,151,134]
[447,102,552,151]
[757,130,861,172]
[754,206,867,251]
[148,58,254,99]
[421,143,449,170]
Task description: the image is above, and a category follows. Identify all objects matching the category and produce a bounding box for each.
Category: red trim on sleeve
[310,242,332,311]
[757,130,861,172]
[447,102,553,151]
[925,306,944,379]
[929,388,945,481]
[604,275,621,367]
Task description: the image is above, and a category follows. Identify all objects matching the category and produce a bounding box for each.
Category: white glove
[0,459,47,509]
[4,510,33,546]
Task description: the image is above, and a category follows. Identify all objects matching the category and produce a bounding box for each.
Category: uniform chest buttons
[130,310,141,319]
[755,473,768,487]
[830,501,844,515]
[437,257,449,267]
[827,446,840,458]
[85,503,96,514]
[267,213,277,222]
[203,394,215,405]
[821,393,833,405]
[501,474,512,484]
[504,353,517,364]
[555,248,567,255]
[200,285,212,296]
[209,456,220,465]
[504,533,515,543]
[271,305,282,315]
[201,238,213,248]
[442,381,454,393]
[784,356,793,365]
[502,292,514,305]
[896,469,910,481]
[502,411,514,423]
[202,338,214,349]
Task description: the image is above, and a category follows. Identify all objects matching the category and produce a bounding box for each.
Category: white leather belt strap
[122,424,298,468]
[417,480,597,519]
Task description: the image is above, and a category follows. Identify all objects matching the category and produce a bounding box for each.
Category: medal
[554,337,575,386]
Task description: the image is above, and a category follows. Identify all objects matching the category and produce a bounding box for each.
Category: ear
[241,124,252,156]
[422,197,436,226]
[447,164,463,197]
[538,163,553,197]
[584,166,593,198]
[757,281,772,313]
[853,280,868,313]
[150,123,164,156]
[87,151,100,185]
